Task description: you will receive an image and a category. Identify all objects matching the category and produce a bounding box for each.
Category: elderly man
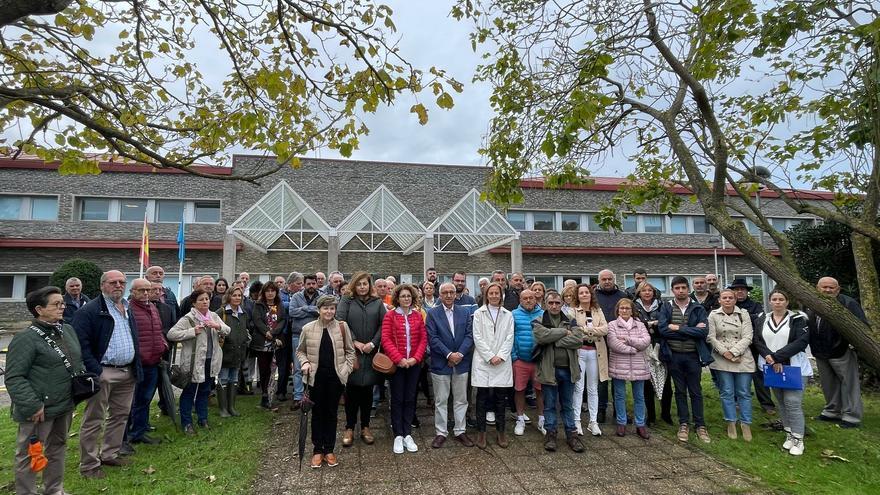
[594,269,627,423]
[690,276,719,312]
[705,273,719,295]
[145,266,178,321]
[511,289,545,435]
[149,281,176,417]
[315,271,326,288]
[73,270,142,479]
[375,278,391,309]
[63,277,90,321]
[126,279,168,446]
[322,271,345,297]
[179,275,218,315]
[808,277,866,428]
[237,272,251,290]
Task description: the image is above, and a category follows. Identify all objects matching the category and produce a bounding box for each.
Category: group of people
[4,264,868,491]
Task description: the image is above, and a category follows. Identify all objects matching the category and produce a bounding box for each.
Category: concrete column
[327,228,339,274]
[222,229,237,281]
[510,233,523,274]
[422,233,434,274]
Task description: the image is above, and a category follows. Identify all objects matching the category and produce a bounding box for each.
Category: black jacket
[806,294,867,359]
[62,293,90,322]
[752,311,810,365]
[596,286,627,322]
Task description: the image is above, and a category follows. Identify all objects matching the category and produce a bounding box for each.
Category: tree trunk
[852,231,880,328]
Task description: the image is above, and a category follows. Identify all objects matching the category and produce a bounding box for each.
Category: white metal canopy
[335,185,426,252]
[227,180,330,252]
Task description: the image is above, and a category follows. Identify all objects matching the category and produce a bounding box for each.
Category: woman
[707,289,756,441]
[752,289,810,455]
[571,283,609,436]
[297,295,356,468]
[250,282,288,408]
[606,298,652,439]
[212,277,229,308]
[168,289,231,435]
[634,281,672,425]
[561,285,577,317]
[471,282,515,448]
[381,284,427,454]
[530,281,546,309]
[6,287,83,495]
[217,287,250,417]
[421,279,438,310]
[336,272,387,447]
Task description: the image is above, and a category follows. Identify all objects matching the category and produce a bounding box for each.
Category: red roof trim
[0,239,240,250]
[519,178,837,200]
[489,246,780,257]
[0,157,232,176]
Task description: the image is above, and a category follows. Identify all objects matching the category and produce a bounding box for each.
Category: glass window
[119,199,148,222]
[649,277,668,293]
[506,211,526,230]
[743,219,760,234]
[587,214,603,231]
[692,215,710,234]
[194,201,220,223]
[670,216,687,234]
[532,212,555,231]
[643,215,664,233]
[770,218,787,231]
[0,275,13,298]
[0,196,22,220]
[25,275,50,295]
[532,275,557,291]
[30,197,57,221]
[81,198,110,221]
[157,200,185,223]
[561,213,580,231]
[621,215,638,232]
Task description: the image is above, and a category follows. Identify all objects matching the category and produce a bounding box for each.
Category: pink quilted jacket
[606,317,651,381]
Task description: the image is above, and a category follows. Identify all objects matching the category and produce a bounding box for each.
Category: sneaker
[677,424,689,442]
[486,411,496,425]
[514,417,526,436]
[789,436,804,456]
[588,421,602,436]
[393,436,404,454]
[575,422,584,436]
[782,429,794,450]
[523,413,532,424]
[537,416,547,435]
[403,435,418,452]
[697,426,711,443]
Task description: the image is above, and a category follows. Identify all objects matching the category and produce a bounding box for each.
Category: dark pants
[752,369,775,410]
[345,383,374,429]
[276,333,292,396]
[180,359,212,427]
[668,352,705,427]
[417,362,433,399]
[598,379,608,413]
[475,387,508,433]
[255,350,273,395]
[311,370,344,455]
[645,374,673,423]
[128,364,158,440]
[390,366,420,437]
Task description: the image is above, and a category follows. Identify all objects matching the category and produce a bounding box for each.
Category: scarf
[615,316,635,330]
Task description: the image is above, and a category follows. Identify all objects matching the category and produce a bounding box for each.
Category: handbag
[762,364,804,390]
[372,351,396,374]
[170,341,198,389]
[30,325,100,403]
[340,321,359,371]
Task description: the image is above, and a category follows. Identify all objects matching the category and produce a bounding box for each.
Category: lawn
[654,375,880,495]
[0,395,275,495]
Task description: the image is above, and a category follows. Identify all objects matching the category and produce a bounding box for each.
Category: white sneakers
[588,421,602,436]
[486,412,496,425]
[789,435,804,456]
[393,436,404,454]
[514,417,526,436]
[537,415,546,435]
[403,435,418,452]
[783,429,794,450]
[575,423,584,436]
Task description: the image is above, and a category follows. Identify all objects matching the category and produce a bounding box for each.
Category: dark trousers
[180,359,212,427]
[475,387,508,433]
[645,374,673,423]
[668,352,705,427]
[276,333,292,396]
[344,383,374,429]
[752,369,775,410]
[598,379,608,413]
[311,369,344,455]
[390,366,420,437]
[128,364,158,441]
[417,362,433,399]
[255,350,273,395]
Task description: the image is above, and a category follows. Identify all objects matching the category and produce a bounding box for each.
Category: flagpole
[177,212,186,299]
[139,211,148,278]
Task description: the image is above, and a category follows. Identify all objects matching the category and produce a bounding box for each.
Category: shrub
[50,259,103,298]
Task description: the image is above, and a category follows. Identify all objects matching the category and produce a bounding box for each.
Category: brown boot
[740,423,752,442]
[544,431,557,452]
[342,429,354,447]
[727,421,737,440]
[476,432,487,449]
[497,432,509,448]
[361,427,375,445]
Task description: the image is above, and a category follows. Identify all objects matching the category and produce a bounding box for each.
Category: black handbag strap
[29,324,77,377]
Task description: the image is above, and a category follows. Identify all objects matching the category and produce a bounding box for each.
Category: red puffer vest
[129,299,168,366]
[381,309,427,365]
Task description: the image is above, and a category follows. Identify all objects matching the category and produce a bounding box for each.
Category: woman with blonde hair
[607,297,652,439]
[530,281,547,309]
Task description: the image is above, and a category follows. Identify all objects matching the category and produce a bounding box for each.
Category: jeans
[668,352,705,427]
[389,366,420,437]
[541,367,576,433]
[180,359,212,427]
[717,371,753,424]
[573,349,599,423]
[218,367,239,386]
[290,335,304,401]
[612,378,646,427]
[128,364,158,441]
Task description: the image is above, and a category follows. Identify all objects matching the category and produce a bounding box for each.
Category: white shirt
[444,305,455,338]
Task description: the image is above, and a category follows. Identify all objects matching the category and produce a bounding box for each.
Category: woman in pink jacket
[607,298,652,439]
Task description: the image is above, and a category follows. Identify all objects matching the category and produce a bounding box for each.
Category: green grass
[654,375,880,495]
[0,395,274,495]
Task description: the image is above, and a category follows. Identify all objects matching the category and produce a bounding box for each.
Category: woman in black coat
[336,271,387,446]
[250,282,288,408]
[633,281,671,425]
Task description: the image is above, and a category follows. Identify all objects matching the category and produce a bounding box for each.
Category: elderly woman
[707,288,756,441]
[6,287,85,495]
[297,295,356,468]
[167,288,231,435]
[607,298,652,439]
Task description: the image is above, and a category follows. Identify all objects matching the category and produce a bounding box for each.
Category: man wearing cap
[729,279,776,415]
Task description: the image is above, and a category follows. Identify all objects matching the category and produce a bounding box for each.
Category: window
[742,219,760,235]
[531,275,558,291]
[587,214,603,232]
[643,215,664,233]
[0,196,22,220]
[81,198,111,221]
[157,200,185,223]
[194,201,220,223]
[692,215,711,234]
[0,275,13,298]
[118,199,147,222]
[621,215,638,232]
[0,273,53,300]
[0,196,57,221]
[670,216,688,234]
[506,211,526,230]
[31,197,57,221]
[532,212,555,231]
[561,213,580,231]
[25,275,50,295]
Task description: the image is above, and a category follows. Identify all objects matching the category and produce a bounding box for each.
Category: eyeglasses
[132,288,151,293]
[106,280,126,286]
[546,301,562,306]
[45,302,66,309]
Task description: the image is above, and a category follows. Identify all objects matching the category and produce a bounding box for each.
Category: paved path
[250,401,760,495]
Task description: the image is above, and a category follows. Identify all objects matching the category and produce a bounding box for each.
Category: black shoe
[815,414,841,423]
[597,410,606,424]
[131,435,162,445]
[119,442,135,456]
[840,420,860,429]
[544,431,557,452]
[411,417,421,428]
[147,425,157,432]
[260,395,270,409]
[466,417,477,428]
[661,414,673,425]
[183,424,196,436]
[276,393,289,402]
[198,420,210,430]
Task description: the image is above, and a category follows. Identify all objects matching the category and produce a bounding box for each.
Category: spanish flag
[139,212,150,273]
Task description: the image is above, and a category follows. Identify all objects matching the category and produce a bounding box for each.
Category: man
[425,283,475,449]
[705,273,719,295]
[808,277,866,428]
[729,278,775,414]
[658,276,712,444]
[504,272,525,311]
[452,271,476,305]
[375,278,392,310]
[315,271,326,288]
[322,271,345,297]
[274,275,289,308]
[690,276,719,312]
[73,270,142,479]
[237,271,251,291]
[145,266,178,321]
[511,289,545,435]
[531,291,585,453]
[594,269,626,423]
[126,279,168,446]
[179,275,218,315]
[625,268,662,301]
[475,277,490,306]
[149,282,176,417]
[425,267,440,293]
[63,277,90,321]
[288,274,321,403]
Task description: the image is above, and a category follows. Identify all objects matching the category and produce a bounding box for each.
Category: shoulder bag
[170,316,199,389]
[30,325,100,403]
[339,321,359,371]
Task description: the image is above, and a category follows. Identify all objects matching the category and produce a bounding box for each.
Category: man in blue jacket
[426,283,475,449]
[511,289,544,436]
[288,274,320,402]
[658,276,712,444]
[73,270,143,479]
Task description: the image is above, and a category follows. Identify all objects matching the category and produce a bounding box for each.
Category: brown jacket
[296,319,355,387]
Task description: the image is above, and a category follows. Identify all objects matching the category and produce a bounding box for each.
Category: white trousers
[573,348,599,424]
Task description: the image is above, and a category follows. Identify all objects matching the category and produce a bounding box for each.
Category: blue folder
[763,364,803,390]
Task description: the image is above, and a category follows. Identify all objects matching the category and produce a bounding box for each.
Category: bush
[50,258,103,298]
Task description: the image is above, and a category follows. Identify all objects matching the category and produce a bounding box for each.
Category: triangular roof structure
[335,185,426,251]
[227,180,330,252]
